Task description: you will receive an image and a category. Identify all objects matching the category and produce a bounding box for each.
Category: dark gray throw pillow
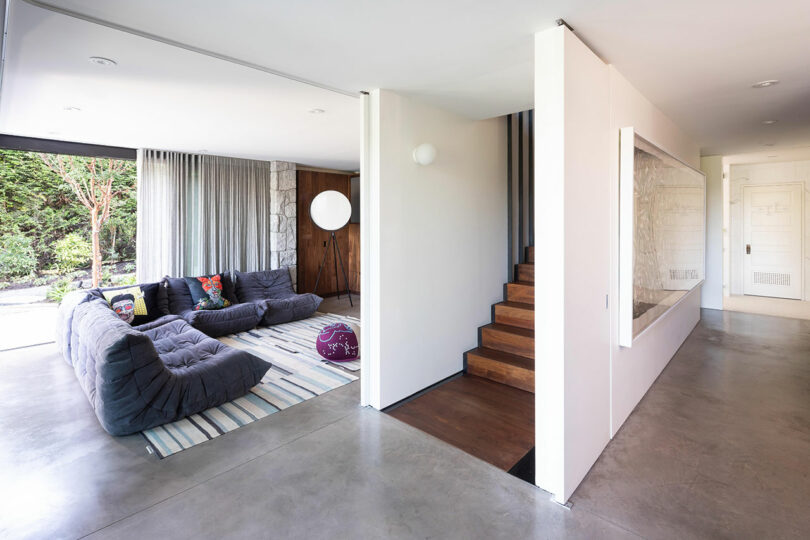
[161,276,194,314]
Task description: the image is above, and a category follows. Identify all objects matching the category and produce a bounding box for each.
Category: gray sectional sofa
[59,296,270,435]
[57,268,322,436]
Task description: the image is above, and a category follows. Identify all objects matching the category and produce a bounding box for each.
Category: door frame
[740,182,804,300]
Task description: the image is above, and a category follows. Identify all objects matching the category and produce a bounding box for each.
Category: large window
[0,144,136,350]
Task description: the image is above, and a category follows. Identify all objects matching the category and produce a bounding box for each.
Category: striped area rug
[142,313,359,458]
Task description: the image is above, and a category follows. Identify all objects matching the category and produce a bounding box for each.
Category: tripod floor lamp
[310,190,353,306]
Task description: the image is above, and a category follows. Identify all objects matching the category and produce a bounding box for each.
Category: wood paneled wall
[296,170,360,296]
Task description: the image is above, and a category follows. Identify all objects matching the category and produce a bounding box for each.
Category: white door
[742,183,803,299]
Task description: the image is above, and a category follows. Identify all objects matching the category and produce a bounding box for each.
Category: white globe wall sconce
[412,143,437,166]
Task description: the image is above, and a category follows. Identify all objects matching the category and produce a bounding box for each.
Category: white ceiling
[2,0,810,162]
[0,0,362,169]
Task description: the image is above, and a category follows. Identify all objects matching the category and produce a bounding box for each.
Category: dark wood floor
[387,374,534,471]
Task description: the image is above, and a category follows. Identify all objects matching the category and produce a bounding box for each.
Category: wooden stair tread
[466,347,534,393]
[512,281,533,287]
[497,300,534,310]
[466,347,534,371]
[482,323,534,338]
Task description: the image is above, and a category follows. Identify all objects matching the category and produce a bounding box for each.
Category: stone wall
[270,161,297,290]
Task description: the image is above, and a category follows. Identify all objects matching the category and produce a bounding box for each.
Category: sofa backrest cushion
[234,269,295,303]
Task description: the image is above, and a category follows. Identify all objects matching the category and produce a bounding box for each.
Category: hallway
[571,308,810,538]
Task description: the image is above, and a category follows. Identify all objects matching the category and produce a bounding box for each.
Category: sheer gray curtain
[136,150,273,282]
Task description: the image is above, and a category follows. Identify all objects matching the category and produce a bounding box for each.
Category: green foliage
[53,232,92,272]
[0,233,37,278]
[0,149,137,273]
[32,276,51,286]
[46,278,77,303]
[110,273,137,286]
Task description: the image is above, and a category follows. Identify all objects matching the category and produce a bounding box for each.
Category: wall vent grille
[753,271,791,286]
[669,268,699,281]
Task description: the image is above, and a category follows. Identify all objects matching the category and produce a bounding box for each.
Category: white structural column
[701,155,724,309]
[534,26,612,502]
[360,91,381,408]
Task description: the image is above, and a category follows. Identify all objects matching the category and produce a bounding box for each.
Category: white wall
[727,160,810,301]
[534,26,611,503]
[701,155,724,309]
[534,27,702,502]
[608,67,702,434]
[364,89,507,409]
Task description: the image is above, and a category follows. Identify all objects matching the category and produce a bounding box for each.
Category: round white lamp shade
[412,143,437,165]
[310,190,351,231]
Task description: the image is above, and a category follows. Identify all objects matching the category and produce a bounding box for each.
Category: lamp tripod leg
[333,231,353,307]
[332,232,340,299]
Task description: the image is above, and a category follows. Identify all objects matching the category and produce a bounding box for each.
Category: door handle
[746,244,751,255]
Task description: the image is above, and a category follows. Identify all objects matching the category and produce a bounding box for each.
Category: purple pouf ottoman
[316,323,359,361]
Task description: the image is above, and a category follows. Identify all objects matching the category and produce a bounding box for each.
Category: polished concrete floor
[0,308,807,539]
[571,309,810,539]
[319,293,360,318]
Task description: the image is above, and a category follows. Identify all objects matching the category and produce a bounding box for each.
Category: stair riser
[526,246,534,264]
[516,264,534,283]
[467,354,534,393]
[506,284,534,305]
[493,305,534,330]
[481,329,534,359]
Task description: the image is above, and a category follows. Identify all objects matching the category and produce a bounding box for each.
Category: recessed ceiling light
[752,79,779,88]
[762,143,775,147]
[308,108,325,114]
[89,56,117,67]
[761,119,778,125]
[63,106,81,112]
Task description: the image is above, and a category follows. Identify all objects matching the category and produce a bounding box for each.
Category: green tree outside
[0,149,137,283]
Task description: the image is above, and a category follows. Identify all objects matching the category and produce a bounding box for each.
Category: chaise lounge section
[60,296,271,436]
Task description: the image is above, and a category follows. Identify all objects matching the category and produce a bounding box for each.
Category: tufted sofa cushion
[261,295,323,326]
[68,298,271,436]
[161,275,262,337]
[234,268,296,301]
[179,302,266,337]
[234,269,322,326]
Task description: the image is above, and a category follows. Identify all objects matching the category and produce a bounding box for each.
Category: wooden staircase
[464,246,534,393]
